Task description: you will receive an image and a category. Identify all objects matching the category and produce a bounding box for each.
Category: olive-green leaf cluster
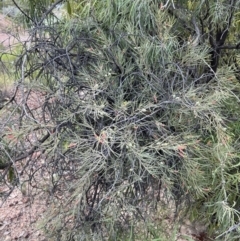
[2,0,240,240]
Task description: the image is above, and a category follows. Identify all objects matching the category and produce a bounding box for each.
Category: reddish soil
[0,188,47,241]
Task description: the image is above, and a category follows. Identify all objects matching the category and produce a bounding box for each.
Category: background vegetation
[1,0,240,240]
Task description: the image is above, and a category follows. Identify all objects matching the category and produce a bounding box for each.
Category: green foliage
[3,0,240,240]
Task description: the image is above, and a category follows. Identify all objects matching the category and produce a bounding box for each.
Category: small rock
[22,196,30,203]
[24,232,30,238]
[4,235,11,241]
[35,231,41,236]
[18,231,25,238]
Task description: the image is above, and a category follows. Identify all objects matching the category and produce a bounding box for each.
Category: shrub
[2,0,240,240]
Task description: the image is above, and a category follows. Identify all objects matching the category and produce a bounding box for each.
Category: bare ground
[0,187,47,241]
